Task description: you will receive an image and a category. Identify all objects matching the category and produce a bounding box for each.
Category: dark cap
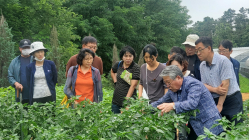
[19,39,31,48]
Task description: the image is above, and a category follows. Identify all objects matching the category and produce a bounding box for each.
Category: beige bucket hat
[182,34,199,47]
[29,41,48,55]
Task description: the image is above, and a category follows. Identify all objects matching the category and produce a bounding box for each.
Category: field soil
[242,93,249,101]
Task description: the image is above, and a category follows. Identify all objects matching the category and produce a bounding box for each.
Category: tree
[192,17,217,38]
[112,44,119,66]
[0,14,15,87]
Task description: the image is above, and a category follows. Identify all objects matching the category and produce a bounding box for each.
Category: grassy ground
[239,74,249,93]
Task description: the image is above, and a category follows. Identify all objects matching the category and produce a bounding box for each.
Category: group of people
[8,34,243,140]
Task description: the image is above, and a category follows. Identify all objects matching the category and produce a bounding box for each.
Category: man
[151,65,223,139]
[8,39,33,104]
[218,40,240,86]
[66,36,103,76]
[182,34,201,81]
[195,37,243,125]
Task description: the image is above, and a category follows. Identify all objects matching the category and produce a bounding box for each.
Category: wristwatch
[173,103,175,110]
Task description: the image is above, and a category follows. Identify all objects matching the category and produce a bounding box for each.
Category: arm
[151,92,172,108]
[26,65,31,91]
[63,67,75,98]
[65,57,73,77]
[99,58,103,75]
[110,69,117,83]
[126,80,139,97]
[204,83,227,96]
[138,84,143,99]
[96,70,103,102]
[216,79,229,112]
[52,62,58,85]
[174,83,202,114]
[8,61,18,87]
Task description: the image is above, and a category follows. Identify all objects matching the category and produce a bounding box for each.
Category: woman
[111,46,140,114]
[139,44,167,103]
[64,48,103,106]
[166,53,194,78]
[26,41,57,105]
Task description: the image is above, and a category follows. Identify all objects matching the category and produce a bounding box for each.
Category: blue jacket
[151,76,223,137]
[64,65,103,103]
[230,57,240,86]
[8,55,33,100]
[26,60,57,104]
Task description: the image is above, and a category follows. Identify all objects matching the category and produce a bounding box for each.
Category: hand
[216,83,227,95]
[217,104,223,112]
[14,82,23,90]
[157,103,174,115]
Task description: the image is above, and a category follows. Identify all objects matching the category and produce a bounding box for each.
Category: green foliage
[239,74,249,93]
[0,86,194,140]
[0,15,15,87]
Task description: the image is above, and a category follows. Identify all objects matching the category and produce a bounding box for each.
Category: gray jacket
[8,55,33,100]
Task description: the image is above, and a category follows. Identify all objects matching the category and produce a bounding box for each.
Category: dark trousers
[111,104,122,114]
[33,96,53,103]
[187,123,198,140]
[214,91,243,125]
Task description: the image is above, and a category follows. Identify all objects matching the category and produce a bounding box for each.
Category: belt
[227,91,240,97]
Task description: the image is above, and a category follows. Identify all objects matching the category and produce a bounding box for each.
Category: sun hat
[19,39,31,48]
[182,34,199,47]
[29,41,48,55]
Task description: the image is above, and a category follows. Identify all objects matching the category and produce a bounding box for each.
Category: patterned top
[200,53,240,98]
[33,65,52,99]
[112,61,140,106]
[151,76,223,136]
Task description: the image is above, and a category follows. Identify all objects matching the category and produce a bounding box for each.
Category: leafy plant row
[0,86,249,140]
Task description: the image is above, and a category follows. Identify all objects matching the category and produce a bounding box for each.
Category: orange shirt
[75,66,94,103]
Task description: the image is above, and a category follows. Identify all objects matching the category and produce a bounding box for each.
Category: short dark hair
[166,53,188,72]
[119,46,136,60]
[82,36,97,45]
[77,48,95,65]
[219,40,233,51]
[143,44,158,60]
[170,46,187,58]
[195,37,213,51]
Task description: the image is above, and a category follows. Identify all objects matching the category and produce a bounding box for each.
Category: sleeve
[96,70,103,102]
[200,63,207,84]
[151,92,173,108]
[65,56,73,77]
[63,66,75,98]
[111,62,119,73]
[8,60,17,87]
[139,64,144,85]
[237,62,240,86]
[220,58,233,81]
[131,64,140,80]
[51,61,58,85]
[99,57,103,75]
[174,82,202,114]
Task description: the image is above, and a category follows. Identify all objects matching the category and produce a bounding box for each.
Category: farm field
[0,86,249,140]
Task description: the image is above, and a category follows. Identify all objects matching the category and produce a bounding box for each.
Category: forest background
[1,0,249,86]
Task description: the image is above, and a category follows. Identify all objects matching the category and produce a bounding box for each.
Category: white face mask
[21,49,30,56]
[34,56,45,62]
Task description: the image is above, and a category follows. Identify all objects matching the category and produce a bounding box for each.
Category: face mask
[34,56,45,62]
[21,49,30,56]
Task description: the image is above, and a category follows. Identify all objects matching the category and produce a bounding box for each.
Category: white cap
[182,34,199,47]
[29,41,48,54]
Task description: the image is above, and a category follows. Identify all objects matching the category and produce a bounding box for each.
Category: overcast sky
[181,0,249,26]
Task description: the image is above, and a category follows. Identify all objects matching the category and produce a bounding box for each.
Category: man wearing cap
[182,34,201,81]
[8,39,33,104]
[66,36,103,76]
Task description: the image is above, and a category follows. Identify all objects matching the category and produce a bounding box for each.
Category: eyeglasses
[165,78,175,87]
[218,49,229,53]
[195,47,207,54]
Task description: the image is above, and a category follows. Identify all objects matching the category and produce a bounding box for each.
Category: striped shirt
[200,53,240,98]
[112,61,140,106]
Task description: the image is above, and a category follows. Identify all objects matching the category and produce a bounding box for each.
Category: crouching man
[151,65,223,140]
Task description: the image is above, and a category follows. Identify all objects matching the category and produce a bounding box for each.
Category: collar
[205,53,218,66]
[121,61,135,69]
[78,65,91,74]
